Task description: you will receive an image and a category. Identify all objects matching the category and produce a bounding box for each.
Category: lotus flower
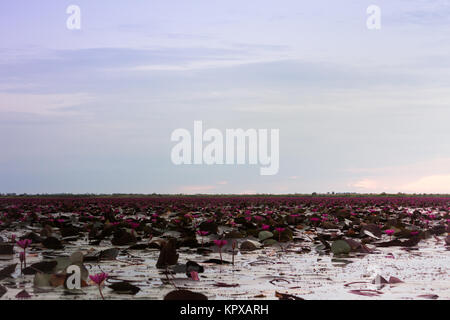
[16,239,31,249]
[275,227,285,242]
[89,272,108,285]
[197,230,209,246]
[16,239,32,269]
[214,239,227,263]
[385,229,395,240]
[89,272,108,300]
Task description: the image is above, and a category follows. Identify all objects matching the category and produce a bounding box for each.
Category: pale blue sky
[1,1,450,194]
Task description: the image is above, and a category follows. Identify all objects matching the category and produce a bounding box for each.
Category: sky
[1,0,450,194]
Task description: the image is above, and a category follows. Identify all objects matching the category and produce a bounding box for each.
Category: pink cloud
[178,185,217,194]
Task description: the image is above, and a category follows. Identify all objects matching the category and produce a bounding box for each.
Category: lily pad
[240,240,261,251]
[258,231,274,241]
[331,240,351,255]
[263,239,278,246]
[164,289,207,300]
[108,281,140,295]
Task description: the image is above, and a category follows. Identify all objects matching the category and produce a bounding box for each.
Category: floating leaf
[99,248,119,260]
[213,282,239,287]
[156,238,179,268]
[186,261,204,276]
[418,294,439,300]
[349,289,383,297]
[164,289,207,300]
[240,240,261,251]
[258,231,274,241]
[108,281,140,295]
[362,224,382,238]
[388,276,404,284]
[275,291,304,300]
[263,239,278,246]
[42,237,64,250]
[33,273,52,287]
[0,284,6,298]
[331,240,351,255]
[23,261,57,275]
[16,289,31,299]
[0,244,14,255]
[202,258,230,265]
[0,263,17,280]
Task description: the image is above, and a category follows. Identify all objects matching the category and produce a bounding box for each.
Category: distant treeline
[1,192,450,198]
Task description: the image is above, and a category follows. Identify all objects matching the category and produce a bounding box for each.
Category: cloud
[0,92,94,115]
[125,57,284,72]
[178,185,217,194]
[401,175,450,193]
[350,179,378,190]
[346,158,450,193]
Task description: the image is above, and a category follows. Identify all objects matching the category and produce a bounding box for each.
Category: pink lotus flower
[385,229,395,240]
[214,240,227,248]
[89,272,108,300]
[214,240,227,263]
[16,239,31,249]
[16,239,32,270]
[89,272,108,285]
[197,230,209,247]
[261,224,270,230]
